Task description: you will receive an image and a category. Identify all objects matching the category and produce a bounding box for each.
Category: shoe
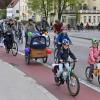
[54,76,59,83]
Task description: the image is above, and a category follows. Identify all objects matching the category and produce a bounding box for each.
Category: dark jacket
[40,20,49,30]
[58,48,77,62]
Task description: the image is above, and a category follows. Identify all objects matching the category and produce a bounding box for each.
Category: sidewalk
[0,59,58,100]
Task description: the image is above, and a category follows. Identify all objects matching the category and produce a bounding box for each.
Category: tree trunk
[58,0,61,21]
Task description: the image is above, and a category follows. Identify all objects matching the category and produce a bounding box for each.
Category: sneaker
[54,76,59,82]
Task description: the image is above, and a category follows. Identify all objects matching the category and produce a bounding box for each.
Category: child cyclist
[88,38,100,79]
[52,39,77,78]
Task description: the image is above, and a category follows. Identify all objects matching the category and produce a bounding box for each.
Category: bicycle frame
[93,63,100,75]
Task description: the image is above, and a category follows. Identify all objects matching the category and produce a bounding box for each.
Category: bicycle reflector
[46,48,52,54]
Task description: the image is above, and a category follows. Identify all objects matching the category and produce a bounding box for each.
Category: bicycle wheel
[46,36,50,47]
[67,73,80,97]
[42,57,48,63]
[20,37,23,44]
[54,48,59,63]
[85,66,93,82]
[54,75,61,86]
[11,41,18,56]
[5,46,10,53]
[98,75,100,85]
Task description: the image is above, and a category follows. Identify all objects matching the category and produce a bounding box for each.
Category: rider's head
[55,20,60,24]
[9,19,13,24]
[42,17,46,21]
[92,38,99,47]
[62,39,70,49]
[28,19,33,24]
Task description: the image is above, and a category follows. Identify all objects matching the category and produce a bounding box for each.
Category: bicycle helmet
[27,32,33,37]
[62,39,69,45]
[92,38,99,44]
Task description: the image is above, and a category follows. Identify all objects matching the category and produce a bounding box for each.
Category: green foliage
[27,0,84,21]
[15,17,19,20]
[53,0,84,20]
[27,0,53,20]
[0,9,6,19]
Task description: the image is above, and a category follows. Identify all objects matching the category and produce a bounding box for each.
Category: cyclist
[40,17,50,31]
[3,19,15,52]
[7,19,16,31]
[53,39,77,78]
[25,19,36,47]
[53,20,63,42]
[53,20,72,48]
[88,38,100,79]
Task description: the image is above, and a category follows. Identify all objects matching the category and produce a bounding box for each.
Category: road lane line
[18,51,100,93]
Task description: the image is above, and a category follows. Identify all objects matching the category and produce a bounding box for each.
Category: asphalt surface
[18,30,100,87]
[0,47,100,100]
[0,30,100,100]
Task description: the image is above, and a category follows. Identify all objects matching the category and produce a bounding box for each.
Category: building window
[93,16,96,23]
[84,16,87,23]
[93,6,96,10]
[62,16,66,23]
[16,10,19,13]
[89,16,91,23]
[98,16,100,23]
[83,4,88,10]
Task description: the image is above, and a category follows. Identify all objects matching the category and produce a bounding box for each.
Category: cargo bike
[25,32,51,64]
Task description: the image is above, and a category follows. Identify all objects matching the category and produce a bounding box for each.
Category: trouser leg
[65,63,71,72]
[57,63,63,77]
[89,64,94,78]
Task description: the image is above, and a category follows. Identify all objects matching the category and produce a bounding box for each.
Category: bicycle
[4,32,18,56]
[52,61,80,96]
[85,61,100,84]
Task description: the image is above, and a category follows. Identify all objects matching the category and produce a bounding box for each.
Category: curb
[70,35,91,40]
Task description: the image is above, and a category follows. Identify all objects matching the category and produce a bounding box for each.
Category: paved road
[1,30,100,100]
[68,30,100,40]
[0,59,58,100]
[0,47,100,100]
[17,31,100,87]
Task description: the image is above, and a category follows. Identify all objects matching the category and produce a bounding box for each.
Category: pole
[19,0,20,20]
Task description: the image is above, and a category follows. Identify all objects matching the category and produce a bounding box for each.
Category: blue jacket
[57,32,72,44]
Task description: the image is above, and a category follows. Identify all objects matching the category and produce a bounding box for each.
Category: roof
[0,0,12,9]
[8,0,19,8]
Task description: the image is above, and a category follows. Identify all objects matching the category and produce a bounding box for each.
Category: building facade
[7,0,30,20]
[60,0,100,28]
[79,0,100,26]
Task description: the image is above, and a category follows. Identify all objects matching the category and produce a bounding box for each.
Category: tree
[53,0,84,21]
[0,9,6,19]
[27,0,84,21]
[27,0,53,20]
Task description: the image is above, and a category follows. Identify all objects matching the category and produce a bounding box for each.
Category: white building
[7,0,30,20]
[56,0,100,28]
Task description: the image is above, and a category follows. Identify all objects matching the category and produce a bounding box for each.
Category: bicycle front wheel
[85,66,93,82]
[54,48,59,63]
[46,36,50,47]
[67,73,80,97]
[98,75,100,85]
